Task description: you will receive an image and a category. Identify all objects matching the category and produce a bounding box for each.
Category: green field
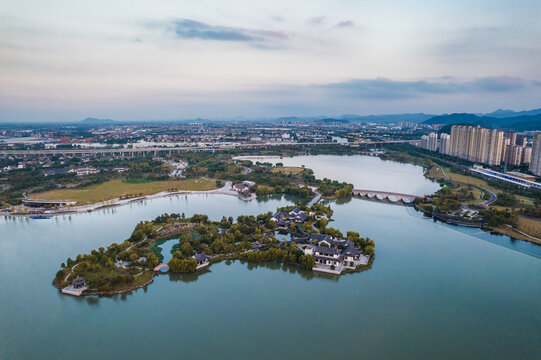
[494,217,541,245]
[270,166,304,175]
[34,178,218,205]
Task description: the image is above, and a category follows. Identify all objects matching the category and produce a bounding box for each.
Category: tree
[211,239,224,253]
[347,231,360,241]
[364,245,374,257]
[129,253,139,261]
[168,257,197,273]
[299,254,315,270]
[289,222,297,233]
[181,241,192,256]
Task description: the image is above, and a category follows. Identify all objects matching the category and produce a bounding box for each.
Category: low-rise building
[70,166,100,176]
[271,208,309,226]
[193,252,210,270]
[233,183,249,193]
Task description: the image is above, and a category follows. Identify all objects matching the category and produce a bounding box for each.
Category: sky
[1,0,541,122]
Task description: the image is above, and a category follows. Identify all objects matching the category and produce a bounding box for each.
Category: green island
[53,203,375,296]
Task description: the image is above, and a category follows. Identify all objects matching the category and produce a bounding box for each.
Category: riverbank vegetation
[386,145,541,243]
[180,151,353,200]
[384,144,539,204]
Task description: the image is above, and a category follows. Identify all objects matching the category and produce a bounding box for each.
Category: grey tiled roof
[194,252,209,262]
[314,246,340,255]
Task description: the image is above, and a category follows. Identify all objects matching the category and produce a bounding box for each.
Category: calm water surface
[1,155,540,359]
[243,154,441,195]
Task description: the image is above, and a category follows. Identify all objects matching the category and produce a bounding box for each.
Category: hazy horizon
[1,0,541,122]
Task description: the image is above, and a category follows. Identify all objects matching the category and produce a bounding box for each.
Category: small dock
[61,285,87,296]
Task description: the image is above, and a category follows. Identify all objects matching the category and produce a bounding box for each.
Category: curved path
[480,187,497,207]
[437,164,497,207]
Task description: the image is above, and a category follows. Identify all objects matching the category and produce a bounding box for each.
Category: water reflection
[159,260,341,283]
[166,268,211,283]
[334,196,352,205]
[86,297,100,306]
[242,260,339,282]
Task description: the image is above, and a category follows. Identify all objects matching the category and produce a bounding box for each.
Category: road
[480,187,497,207]
[437,164,497,207]
[0,140,415,156]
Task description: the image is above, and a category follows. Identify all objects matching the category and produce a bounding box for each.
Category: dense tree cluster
[481,208,518,227]
[129,221,156,242]
[318,178,354,197]
[239,246,315,270]
[168,252,197,273]
[53,241,159,291]
[494,192,518,207]
[431,186,474,213]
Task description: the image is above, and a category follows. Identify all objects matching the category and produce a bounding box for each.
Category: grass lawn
[271,166,304,175]
[493,220,541,245]
[516,216,541,239]
[76,269,155,294]
[34,178,218,205]
[470,187,486,204]
[106,270,154,293]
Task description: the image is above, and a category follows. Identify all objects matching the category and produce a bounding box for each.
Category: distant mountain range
[81,117,116,124]
[278,113,435,124]
[336,113,435,124]
[280,108,541,128]
[479,108,541,118]
[76,108,541,131]
[423,109,541,131]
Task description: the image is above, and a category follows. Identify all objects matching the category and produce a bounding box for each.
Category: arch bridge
[351,189,419,204]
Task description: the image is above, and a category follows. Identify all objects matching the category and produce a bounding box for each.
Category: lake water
[1,155,540,359]
[242,154,441,195]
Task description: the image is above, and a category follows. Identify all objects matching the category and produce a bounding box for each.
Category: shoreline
[57,254,375,297]
[2,181,255,218]
[232,155,283,161]
[490,224,541,246]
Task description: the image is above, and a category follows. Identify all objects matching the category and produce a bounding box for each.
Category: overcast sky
[1,0,540,122]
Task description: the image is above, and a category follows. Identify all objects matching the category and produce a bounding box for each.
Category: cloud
[270,15,285,22]
[470,76,524,92]
[433,26,541,60]
[319,76,531,99]
[170,19,288,43]
[308,16,327,26]
[334,20,355,28]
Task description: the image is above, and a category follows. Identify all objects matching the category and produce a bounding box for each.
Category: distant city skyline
[1,0,541,122]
